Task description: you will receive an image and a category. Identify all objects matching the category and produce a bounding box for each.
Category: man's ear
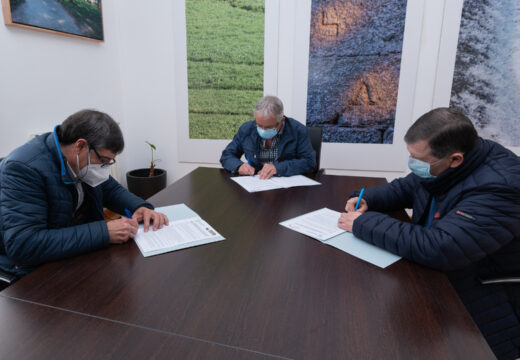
[449,152,464,168]
[73,139,88,154]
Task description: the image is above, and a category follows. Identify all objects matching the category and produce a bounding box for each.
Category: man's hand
[258,164,277,180]
[132,207,169,232]
[345,197,368,213]
[338,211,363,232]
[107,218,139,244]
[238,163,255,176]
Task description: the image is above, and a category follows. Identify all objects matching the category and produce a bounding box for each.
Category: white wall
[0,0,187,185]
[114,0,180,185]
[0,1,122,160]
[1,0,519,186]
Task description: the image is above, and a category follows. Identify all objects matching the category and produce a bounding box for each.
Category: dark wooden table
[0,167,495,359]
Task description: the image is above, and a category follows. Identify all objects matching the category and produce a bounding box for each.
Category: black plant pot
[126,168,167,200]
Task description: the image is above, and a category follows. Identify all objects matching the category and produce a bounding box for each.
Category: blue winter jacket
[0,128,152,278]
[220,117,316,176]
[351,138,520,360]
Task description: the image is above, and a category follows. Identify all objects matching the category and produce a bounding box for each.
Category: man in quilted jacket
[0,110,168,285]
[220,95,316,179]
[338,107,520,360]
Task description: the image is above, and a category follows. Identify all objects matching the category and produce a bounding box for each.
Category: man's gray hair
[254,96,284,123]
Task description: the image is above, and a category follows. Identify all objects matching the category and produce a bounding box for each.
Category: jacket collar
[49,125,75,185]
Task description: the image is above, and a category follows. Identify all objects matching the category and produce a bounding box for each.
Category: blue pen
[124,208,133,218]
[245,155,254,176]
[354,188,365,211]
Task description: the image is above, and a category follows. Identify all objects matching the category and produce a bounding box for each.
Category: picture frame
[2,0,104,41]
[434,0,520,148]
[175,0,426,173]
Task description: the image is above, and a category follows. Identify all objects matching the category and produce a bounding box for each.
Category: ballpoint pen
[124,208,133,218]
[354,188,365,211]
[245,155,255,176]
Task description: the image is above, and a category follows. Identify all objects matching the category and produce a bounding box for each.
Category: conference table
[0,167,494,359]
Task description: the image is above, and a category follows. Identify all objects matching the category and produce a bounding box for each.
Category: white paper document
[279,208,345,241]
[134,204,225,257]
[231,175,320,193]
[280,208,401,268]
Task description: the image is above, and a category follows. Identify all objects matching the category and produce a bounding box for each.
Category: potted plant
[126,141,167,200]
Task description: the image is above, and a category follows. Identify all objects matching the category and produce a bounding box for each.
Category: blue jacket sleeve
[1,161,109,266]
[101,177,153,214]
[352,188,520,271]
[355,174,417,212]
[220,126,246,174]
[274,126,316,176]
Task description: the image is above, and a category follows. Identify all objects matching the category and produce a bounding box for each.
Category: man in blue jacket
[338,108,520,360]
[0,110,168,285]
[220,96,316,179]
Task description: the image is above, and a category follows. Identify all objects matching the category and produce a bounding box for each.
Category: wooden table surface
[0,167,495,359]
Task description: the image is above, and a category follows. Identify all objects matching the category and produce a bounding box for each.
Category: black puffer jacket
[352,138,520,360]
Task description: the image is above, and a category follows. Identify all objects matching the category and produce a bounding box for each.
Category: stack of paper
[280,208,401,268]
[133,204,225,257]
[231,174,320,193]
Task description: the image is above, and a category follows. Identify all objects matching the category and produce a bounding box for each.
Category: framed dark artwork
[306,0,407,144]
[2,0,104,41]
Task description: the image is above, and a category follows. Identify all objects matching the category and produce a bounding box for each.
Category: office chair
[0,157,14,290]
[307,126,323,172]
[480,276,520,285]
[0,269,16,290]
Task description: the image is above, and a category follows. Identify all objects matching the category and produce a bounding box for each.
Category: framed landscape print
[2,0,104,41]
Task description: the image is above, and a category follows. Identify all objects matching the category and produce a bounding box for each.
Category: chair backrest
[307,126,323,171]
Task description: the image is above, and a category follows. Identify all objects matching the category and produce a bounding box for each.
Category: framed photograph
[2,0,104,41]
[434,0,520,148]
[176,0,425,171]
[290,0,425,171]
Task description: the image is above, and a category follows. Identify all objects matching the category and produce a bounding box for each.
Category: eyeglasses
[90,147,116,168]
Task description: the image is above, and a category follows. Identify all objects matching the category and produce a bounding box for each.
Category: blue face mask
[257,126,278,139]
[408,156,438,179]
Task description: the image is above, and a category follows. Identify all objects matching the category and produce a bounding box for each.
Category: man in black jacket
[338,108,520,360]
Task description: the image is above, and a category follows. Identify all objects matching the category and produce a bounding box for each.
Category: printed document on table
[134,204,225,257]
[231,175,320,193]
[279,208,345,241]
[280,208,401,268]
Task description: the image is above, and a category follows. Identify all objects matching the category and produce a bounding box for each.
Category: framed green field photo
[186,0,265,139]
[2,0,104,41]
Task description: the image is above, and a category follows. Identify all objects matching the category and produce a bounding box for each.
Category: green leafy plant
[145,141,156,177]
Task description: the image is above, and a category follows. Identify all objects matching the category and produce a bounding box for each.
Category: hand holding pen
[106,208,138,244]
[238,155,255,176]
[345,188,368,213]
[339,188,367,232]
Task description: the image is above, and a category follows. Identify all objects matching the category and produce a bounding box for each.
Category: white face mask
[76,151,111,187]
